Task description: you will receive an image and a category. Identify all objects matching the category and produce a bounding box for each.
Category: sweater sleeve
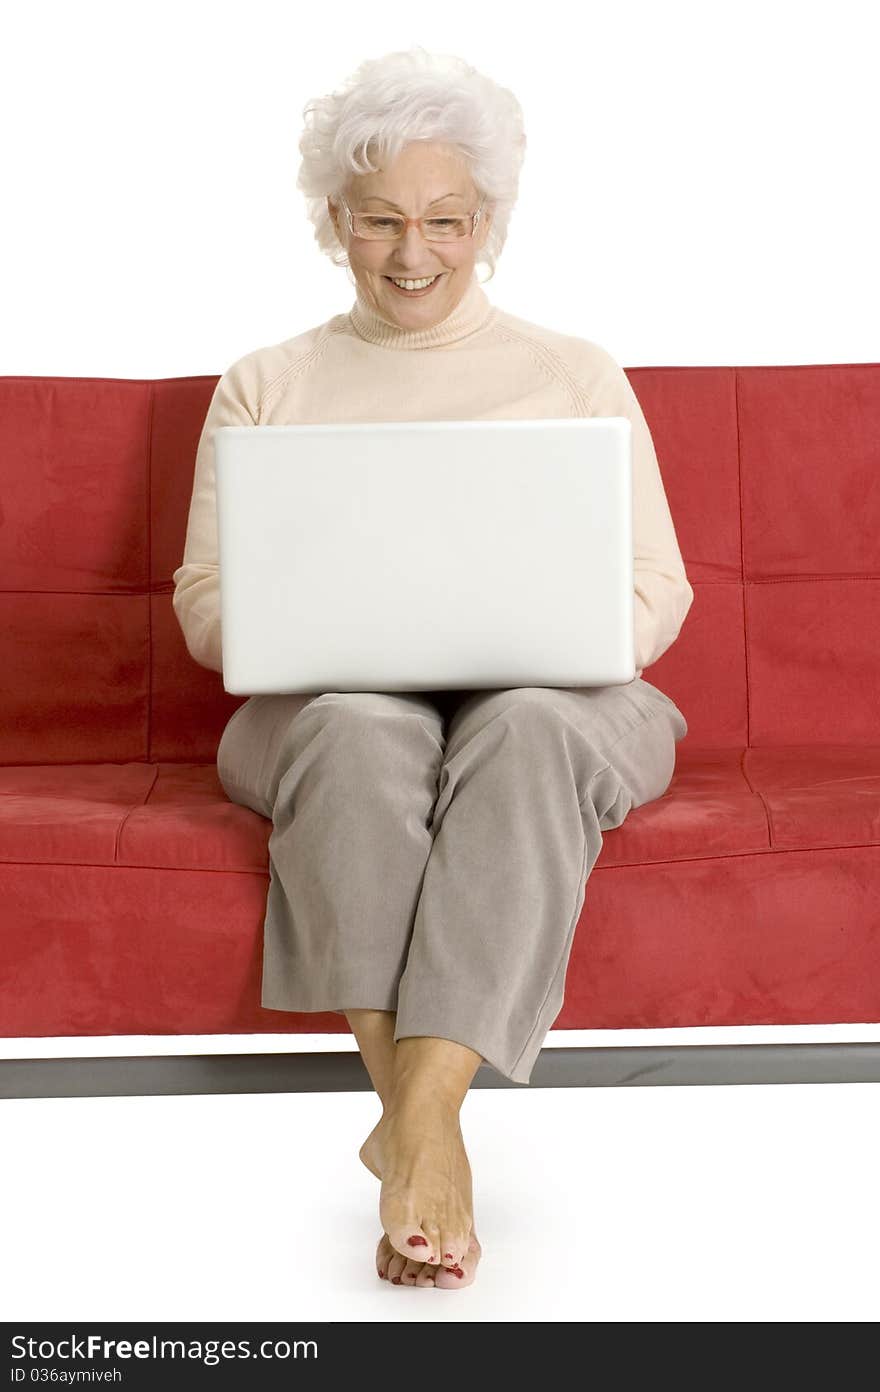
[172,356,260,674]
[585,346,694,676]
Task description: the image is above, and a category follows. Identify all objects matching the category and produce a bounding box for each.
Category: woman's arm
[172,355,261,673]
[584,344,694,674]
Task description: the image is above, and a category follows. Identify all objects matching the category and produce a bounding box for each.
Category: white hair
[296,46,527,283]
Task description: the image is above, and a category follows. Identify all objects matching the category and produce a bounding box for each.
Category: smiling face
[327,140,492,329]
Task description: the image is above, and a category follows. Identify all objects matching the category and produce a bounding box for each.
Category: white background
[1,0,878,1324]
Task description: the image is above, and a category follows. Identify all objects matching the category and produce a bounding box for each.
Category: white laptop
[214,418,634,695]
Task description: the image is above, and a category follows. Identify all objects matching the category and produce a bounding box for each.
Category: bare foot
[360,1105,480,1286]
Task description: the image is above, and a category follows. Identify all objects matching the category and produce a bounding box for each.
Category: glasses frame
[339,196,485,242]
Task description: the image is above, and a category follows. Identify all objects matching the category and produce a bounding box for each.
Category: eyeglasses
[339,196,485,242]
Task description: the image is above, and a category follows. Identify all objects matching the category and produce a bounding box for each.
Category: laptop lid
[214,417,634,695]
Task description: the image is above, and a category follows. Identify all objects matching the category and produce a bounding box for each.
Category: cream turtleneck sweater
[172,273,693,681]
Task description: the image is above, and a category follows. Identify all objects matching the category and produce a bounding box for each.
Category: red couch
[2,362,879,1098]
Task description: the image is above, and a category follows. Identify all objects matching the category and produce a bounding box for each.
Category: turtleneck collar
[349,272,496,349]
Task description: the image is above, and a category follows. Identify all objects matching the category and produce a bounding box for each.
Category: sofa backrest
[1,364,877,766]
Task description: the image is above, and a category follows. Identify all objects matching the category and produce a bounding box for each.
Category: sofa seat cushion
[1,749,878,1038]
[0,763,269,871]
[738,745,880,849]
[601,744,880,865]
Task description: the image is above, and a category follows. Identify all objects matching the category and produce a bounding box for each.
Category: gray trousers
[216,679,688,1086]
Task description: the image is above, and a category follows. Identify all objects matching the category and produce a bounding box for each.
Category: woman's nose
[392,224,439,264]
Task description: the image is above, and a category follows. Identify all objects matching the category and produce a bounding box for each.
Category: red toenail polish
[407,1235,427,1247]
[444,1252,453,1259]
[392,1276,402,1284]
[452,1267,464,1278]
[378,1269,385,1278]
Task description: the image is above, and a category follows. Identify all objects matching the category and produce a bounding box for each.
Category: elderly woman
[172,47,692,1291]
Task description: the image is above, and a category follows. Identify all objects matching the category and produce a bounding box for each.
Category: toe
[439,1227,470,1269]
[423,1223,442,1264]
[375,1233,391,1279]
[415,1264,436,1287]
[386,1251,407,1285]
[386,1221,434,1264]
[434,1228,481,1290]
[401,1260,422,1284]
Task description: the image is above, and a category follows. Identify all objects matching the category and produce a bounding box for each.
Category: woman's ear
[476,203,493,248]
[327,196,346,248]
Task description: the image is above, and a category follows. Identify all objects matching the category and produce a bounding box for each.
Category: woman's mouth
[384,274,444,297]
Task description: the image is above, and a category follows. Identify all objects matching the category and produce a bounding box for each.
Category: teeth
[390,275,438,289]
